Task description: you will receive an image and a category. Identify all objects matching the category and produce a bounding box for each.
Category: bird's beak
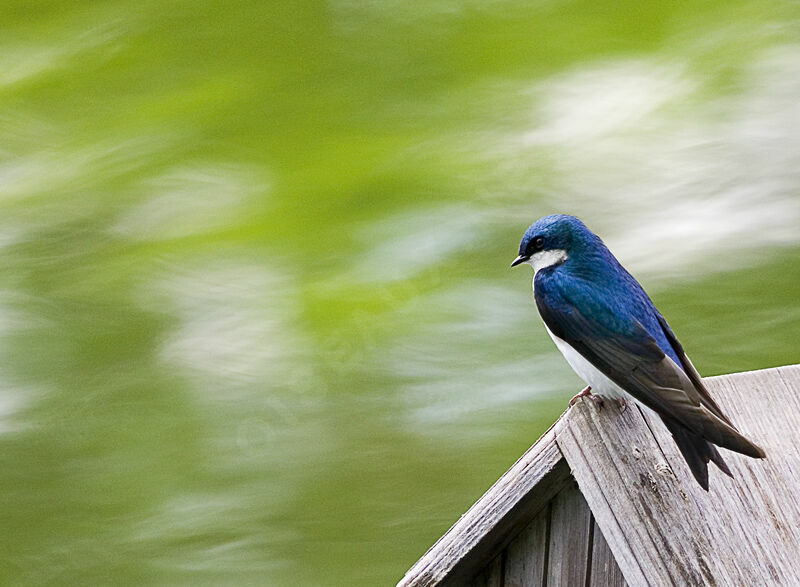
[510,255,529,268]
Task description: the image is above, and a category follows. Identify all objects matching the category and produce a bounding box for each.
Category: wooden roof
[398,364,800,586]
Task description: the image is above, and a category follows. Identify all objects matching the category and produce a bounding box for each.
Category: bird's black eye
[527,236,544,255]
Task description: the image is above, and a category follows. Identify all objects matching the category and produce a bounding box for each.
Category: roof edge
[397,423,570,587]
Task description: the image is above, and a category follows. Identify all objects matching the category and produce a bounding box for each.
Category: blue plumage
[526,215,682,366]
[512,214,765,490]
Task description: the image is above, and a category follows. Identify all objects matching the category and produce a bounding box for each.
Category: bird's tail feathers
[664,418,733,491]
[697,411,766,460]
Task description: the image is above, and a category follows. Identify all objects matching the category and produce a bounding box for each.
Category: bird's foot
[569,386,601,408]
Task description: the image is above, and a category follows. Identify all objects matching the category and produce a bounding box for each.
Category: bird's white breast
[545,325,630,401]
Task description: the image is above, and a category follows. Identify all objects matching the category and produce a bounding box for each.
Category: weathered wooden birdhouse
[399,364,800,586]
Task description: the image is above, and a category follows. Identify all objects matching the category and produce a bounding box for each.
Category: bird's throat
[529,249,568,273]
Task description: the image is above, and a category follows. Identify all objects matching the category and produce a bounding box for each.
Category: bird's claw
[569,386,601,407]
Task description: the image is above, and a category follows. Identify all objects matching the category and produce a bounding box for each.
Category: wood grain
[546,481,592,586]
[558,364,800,586]
[467,553,503,587]
[589,519,627,587]
[503,502,549,587]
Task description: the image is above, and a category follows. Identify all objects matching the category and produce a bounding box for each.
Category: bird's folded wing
[654,313,733,427]
[535,289,763,457]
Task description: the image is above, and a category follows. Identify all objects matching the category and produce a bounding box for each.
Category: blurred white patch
[386,283,571,431]
[352,204,484,283]
[0,135,172,203]
[132,260,335,578]
[496,46,800,279]
[0,297,41,433]
[0,388,30,434]
[522,61,694,147]
[0,45,72,88]
[0,21,124,89]
[144,259,312,403]
[112,164,268,241]
[133,492,292,574]
[402,356,564,431]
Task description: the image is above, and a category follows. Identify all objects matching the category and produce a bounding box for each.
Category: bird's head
[511,214,591,271]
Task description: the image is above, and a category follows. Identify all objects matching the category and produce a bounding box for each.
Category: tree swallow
[512,214,765,490]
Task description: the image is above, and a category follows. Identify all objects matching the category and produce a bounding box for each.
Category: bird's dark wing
[654,313,733,427]
[535,285,765,460]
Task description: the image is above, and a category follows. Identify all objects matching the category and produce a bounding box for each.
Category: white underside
[545,326,630,400]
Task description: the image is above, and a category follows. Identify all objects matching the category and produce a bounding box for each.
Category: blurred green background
[1,1,799,584]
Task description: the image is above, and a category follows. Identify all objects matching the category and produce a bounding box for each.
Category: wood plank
[398,426,570,587]
[554,399,663,586]
[589,520,627,587]
[546,481,592,586]
[467,553,503,587]
[503,501,549,587]
[556,364,800,586]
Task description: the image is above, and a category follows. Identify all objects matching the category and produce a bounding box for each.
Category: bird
[511,214,765,490]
